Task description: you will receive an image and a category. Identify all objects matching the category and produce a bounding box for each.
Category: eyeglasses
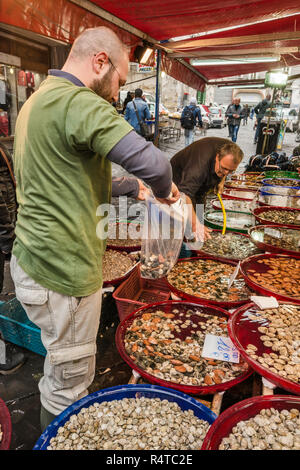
[93,54,126,88]
[217,157,235,175]
[107,57,119,78]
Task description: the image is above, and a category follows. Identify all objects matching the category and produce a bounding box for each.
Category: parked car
[209,106,226,128]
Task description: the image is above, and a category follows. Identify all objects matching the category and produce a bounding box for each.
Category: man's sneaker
[0,350,25,375]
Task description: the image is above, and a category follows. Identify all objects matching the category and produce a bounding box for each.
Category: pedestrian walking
[242,104,250,125]
[180,98,203,147]
[225,98,244,142]
[122,91,133,114]
[253,94,271,144]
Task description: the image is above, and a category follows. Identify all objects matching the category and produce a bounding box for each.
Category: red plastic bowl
[222,187,258,202]
[252,206,300,229]
[165,256,253,308]
[195,229,260,263]
[0,398,12,450]
[224,182,261,191]
[201,395,300,450]
[248,225,300,257]
[230,172,262,181]
[102,249,140,288]
[106,222,142,253]
[228,301,300,395]
[116,300,252,395]
[240,253,300,304]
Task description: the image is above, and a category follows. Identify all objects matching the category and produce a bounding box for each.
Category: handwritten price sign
[201,334,240,363]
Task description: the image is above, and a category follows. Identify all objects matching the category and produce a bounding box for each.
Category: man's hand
[192,220,212,242]
[184,194,212,243]
[155,182,180,205]
[136,179,151,200]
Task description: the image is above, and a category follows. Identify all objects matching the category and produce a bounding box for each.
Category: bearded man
[11,26,179,431]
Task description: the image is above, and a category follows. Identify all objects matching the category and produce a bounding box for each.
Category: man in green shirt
[11,26,179,430]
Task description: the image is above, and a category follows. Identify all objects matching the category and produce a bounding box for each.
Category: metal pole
[261,87,276,155]
[154,49,161,146]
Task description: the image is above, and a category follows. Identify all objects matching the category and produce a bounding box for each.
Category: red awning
[1,0,300,86]
[89,1,300,41]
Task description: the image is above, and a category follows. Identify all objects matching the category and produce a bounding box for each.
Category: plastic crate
[112,266,171,321]
[0,298,46,356]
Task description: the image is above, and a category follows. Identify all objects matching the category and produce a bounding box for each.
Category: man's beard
[90,68,114,103]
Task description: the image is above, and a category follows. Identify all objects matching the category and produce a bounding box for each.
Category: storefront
[0,25,69,148]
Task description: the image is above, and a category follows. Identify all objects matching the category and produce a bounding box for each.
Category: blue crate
[0,297,46,356]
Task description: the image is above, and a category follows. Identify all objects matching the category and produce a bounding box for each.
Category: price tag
[265,227,282,239]
[201,334,240,363]
[228,261,241,289]
[250,296,279,309]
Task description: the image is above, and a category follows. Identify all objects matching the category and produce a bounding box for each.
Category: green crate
[0,298,46,356]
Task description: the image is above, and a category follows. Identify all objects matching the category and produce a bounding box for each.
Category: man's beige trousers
[10,255,102,416]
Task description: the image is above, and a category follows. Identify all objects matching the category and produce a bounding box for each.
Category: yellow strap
[217,192,226,235]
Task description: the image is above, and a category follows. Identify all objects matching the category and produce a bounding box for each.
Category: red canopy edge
[1,0,205,88]
[89,0,300,41]
[161,54,206,91]
[0,0,140,50]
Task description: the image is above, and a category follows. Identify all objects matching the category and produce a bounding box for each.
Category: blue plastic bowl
[262,178,300,190]
[33,384,217,450]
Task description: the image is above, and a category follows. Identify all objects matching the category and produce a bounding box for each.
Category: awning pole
[154,49,161,146]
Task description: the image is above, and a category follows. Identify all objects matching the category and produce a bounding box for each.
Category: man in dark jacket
[225,98,244,142]
[180,98,203,147]
[254,94,271,144]
[171,137,244,242]
[0,143,25,374]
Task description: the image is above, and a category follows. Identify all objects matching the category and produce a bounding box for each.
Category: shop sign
[0,52,21,67]
[137,64,154,73]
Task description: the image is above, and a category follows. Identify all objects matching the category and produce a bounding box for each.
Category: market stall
[1,0,300,453]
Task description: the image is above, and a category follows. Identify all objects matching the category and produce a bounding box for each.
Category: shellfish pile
[124,308,249,387]
[47,397,211,450]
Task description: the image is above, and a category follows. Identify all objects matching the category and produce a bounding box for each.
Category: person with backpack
[180,98,203,147]
[253,94,271,144]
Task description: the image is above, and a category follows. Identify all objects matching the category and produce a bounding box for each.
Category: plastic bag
[140,193,187,279]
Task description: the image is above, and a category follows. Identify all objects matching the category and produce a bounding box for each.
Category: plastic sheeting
[91,1,300,41]
[0,0,140,49]
[161,54,205,91]
[1,0,300,85]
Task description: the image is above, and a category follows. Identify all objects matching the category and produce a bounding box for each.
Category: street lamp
[261,70,289,155]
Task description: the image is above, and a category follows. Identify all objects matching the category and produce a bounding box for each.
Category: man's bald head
[68,27,128,65]
[62,27,129,103]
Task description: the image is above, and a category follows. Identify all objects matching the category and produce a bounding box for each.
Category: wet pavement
[0,122,297,450]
